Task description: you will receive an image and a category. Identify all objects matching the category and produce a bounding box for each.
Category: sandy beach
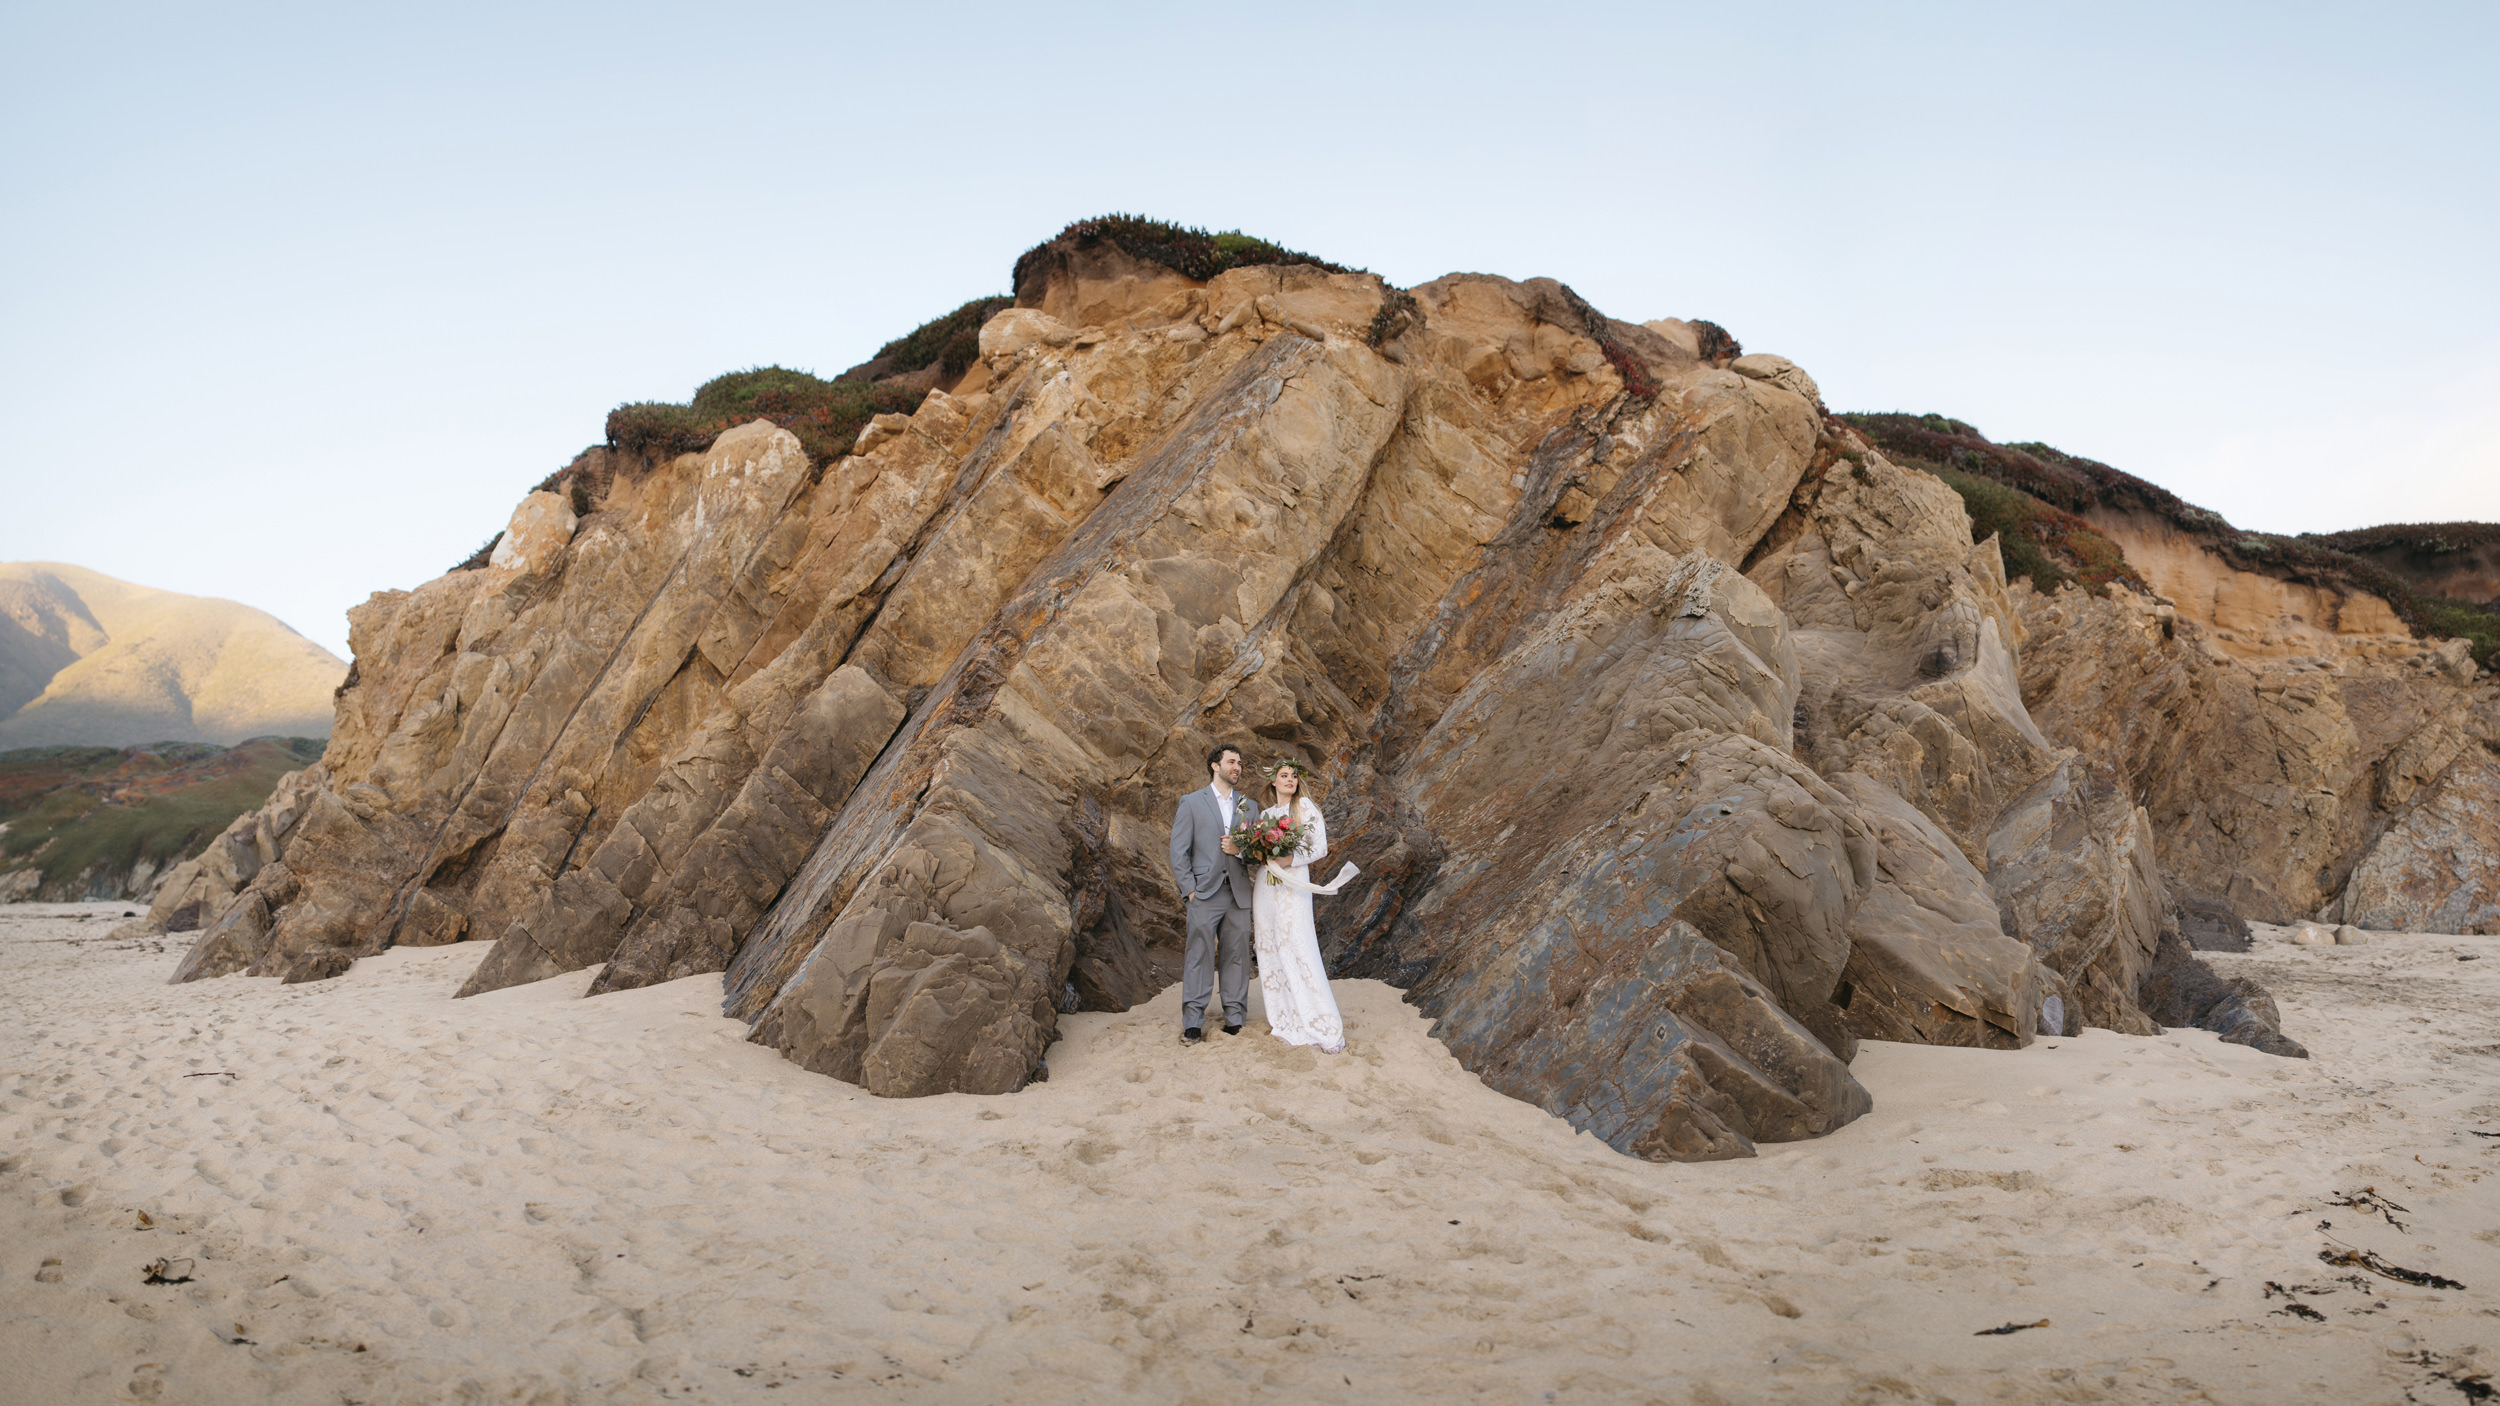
[2,902,2493,1404]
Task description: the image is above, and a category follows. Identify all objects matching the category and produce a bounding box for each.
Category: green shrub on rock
[606,367,926,469]
[1012,214,1356,293]
[866,296,1015,379]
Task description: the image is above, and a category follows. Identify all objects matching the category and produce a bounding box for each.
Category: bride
[1250,761,1353,1054]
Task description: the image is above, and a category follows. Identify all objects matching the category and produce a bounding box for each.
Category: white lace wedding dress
[1250,799,1347,1053]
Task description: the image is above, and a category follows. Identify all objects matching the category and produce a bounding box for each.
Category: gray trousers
[1182,897,1252,1028]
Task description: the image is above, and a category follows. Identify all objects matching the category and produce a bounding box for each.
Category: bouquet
[1226,812,1312,884]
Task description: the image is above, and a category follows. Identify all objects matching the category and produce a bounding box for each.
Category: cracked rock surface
[150,232,2401,1155]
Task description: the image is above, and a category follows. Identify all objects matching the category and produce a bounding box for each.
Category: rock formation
[152,218,2494,1162]
[1842,414,2500,937]
[2014,585,2498,932]
[0,564,345,748]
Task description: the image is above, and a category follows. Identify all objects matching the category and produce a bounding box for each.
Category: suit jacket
[1170,785,1258,909]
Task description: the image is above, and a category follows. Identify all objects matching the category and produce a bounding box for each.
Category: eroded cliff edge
[150,222,2491,1160]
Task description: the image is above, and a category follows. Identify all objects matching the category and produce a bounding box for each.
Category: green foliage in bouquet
[1226,813,1312,883]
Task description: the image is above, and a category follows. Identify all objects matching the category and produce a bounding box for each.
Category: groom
[1168,742,1256,1043]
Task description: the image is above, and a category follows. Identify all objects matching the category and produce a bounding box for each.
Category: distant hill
[0,563,345,748]
[0,736,326,901]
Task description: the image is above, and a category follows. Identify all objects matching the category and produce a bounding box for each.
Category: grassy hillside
[0,736,324,901]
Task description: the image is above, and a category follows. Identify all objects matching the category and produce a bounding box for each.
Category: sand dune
[2,905,2493,1404]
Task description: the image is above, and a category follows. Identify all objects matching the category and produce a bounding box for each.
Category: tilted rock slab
[163,238,2313,1156]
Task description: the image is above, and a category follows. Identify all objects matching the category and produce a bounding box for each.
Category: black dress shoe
[1182,1026,1204,1043]
[1223,1023,1244,1036]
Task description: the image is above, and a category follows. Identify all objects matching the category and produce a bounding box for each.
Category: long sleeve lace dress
[1249,799,1346,1053]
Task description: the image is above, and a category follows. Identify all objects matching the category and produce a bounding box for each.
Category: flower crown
[1257,762,1318,806]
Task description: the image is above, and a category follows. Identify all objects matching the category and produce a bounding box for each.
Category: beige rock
[2017,582,2499,925]
[124,764,323,941]
[1011,239,1200,328]
[1641,318,1703,359]
[1985,760,2165,1035]
[1829,773,2044,1049]
[1730,354,1821,407]
[851,412,914,455]
[2081,511,2414,663]
[1750,438,2054,863]
[2342,743,2500,935]
[165,233,2325,1162]
[486,492,577,575]
[978,308,1079,361]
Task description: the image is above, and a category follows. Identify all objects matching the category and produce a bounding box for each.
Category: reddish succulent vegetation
[1601,341,1660,400]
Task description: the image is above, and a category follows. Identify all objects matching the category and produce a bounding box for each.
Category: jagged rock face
[2343,739,2500,934]
[1826,774,2042,1050]
[165,236,2325,1156]
[2014,584,2498,926]
[1744,445,2056,1048]
[1329,552,1875,1160]
[1984,760,2165,1036]
[148,764,322,961]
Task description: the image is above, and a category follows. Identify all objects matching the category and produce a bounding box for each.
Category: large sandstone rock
[139,764,322,943]
[1829,774,2043,1049]
[1743,433,2058,1046]
[168,228,2325,1160]
[1984,759,2165,1036]
[2016,583,2500,925]
[1748,441,2056,863]
[2343,740,2500,934]
[1326,551,1875,1158]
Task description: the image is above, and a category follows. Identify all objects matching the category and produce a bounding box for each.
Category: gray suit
[1170,785,1257,1029]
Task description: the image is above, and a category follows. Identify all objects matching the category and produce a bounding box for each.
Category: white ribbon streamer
[1262,861,1361,896]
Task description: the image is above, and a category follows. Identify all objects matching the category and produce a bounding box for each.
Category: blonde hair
[1262,762,1318,816]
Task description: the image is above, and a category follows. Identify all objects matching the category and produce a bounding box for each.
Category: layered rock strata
[160,231,2332,1159]
[2015,584,2499,931]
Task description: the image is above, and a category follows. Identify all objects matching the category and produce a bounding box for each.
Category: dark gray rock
[2138,927,2307,1058]
[2173,891,2252,952]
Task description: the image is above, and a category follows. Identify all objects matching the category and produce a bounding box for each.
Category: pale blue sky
[3,1,2493,659]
